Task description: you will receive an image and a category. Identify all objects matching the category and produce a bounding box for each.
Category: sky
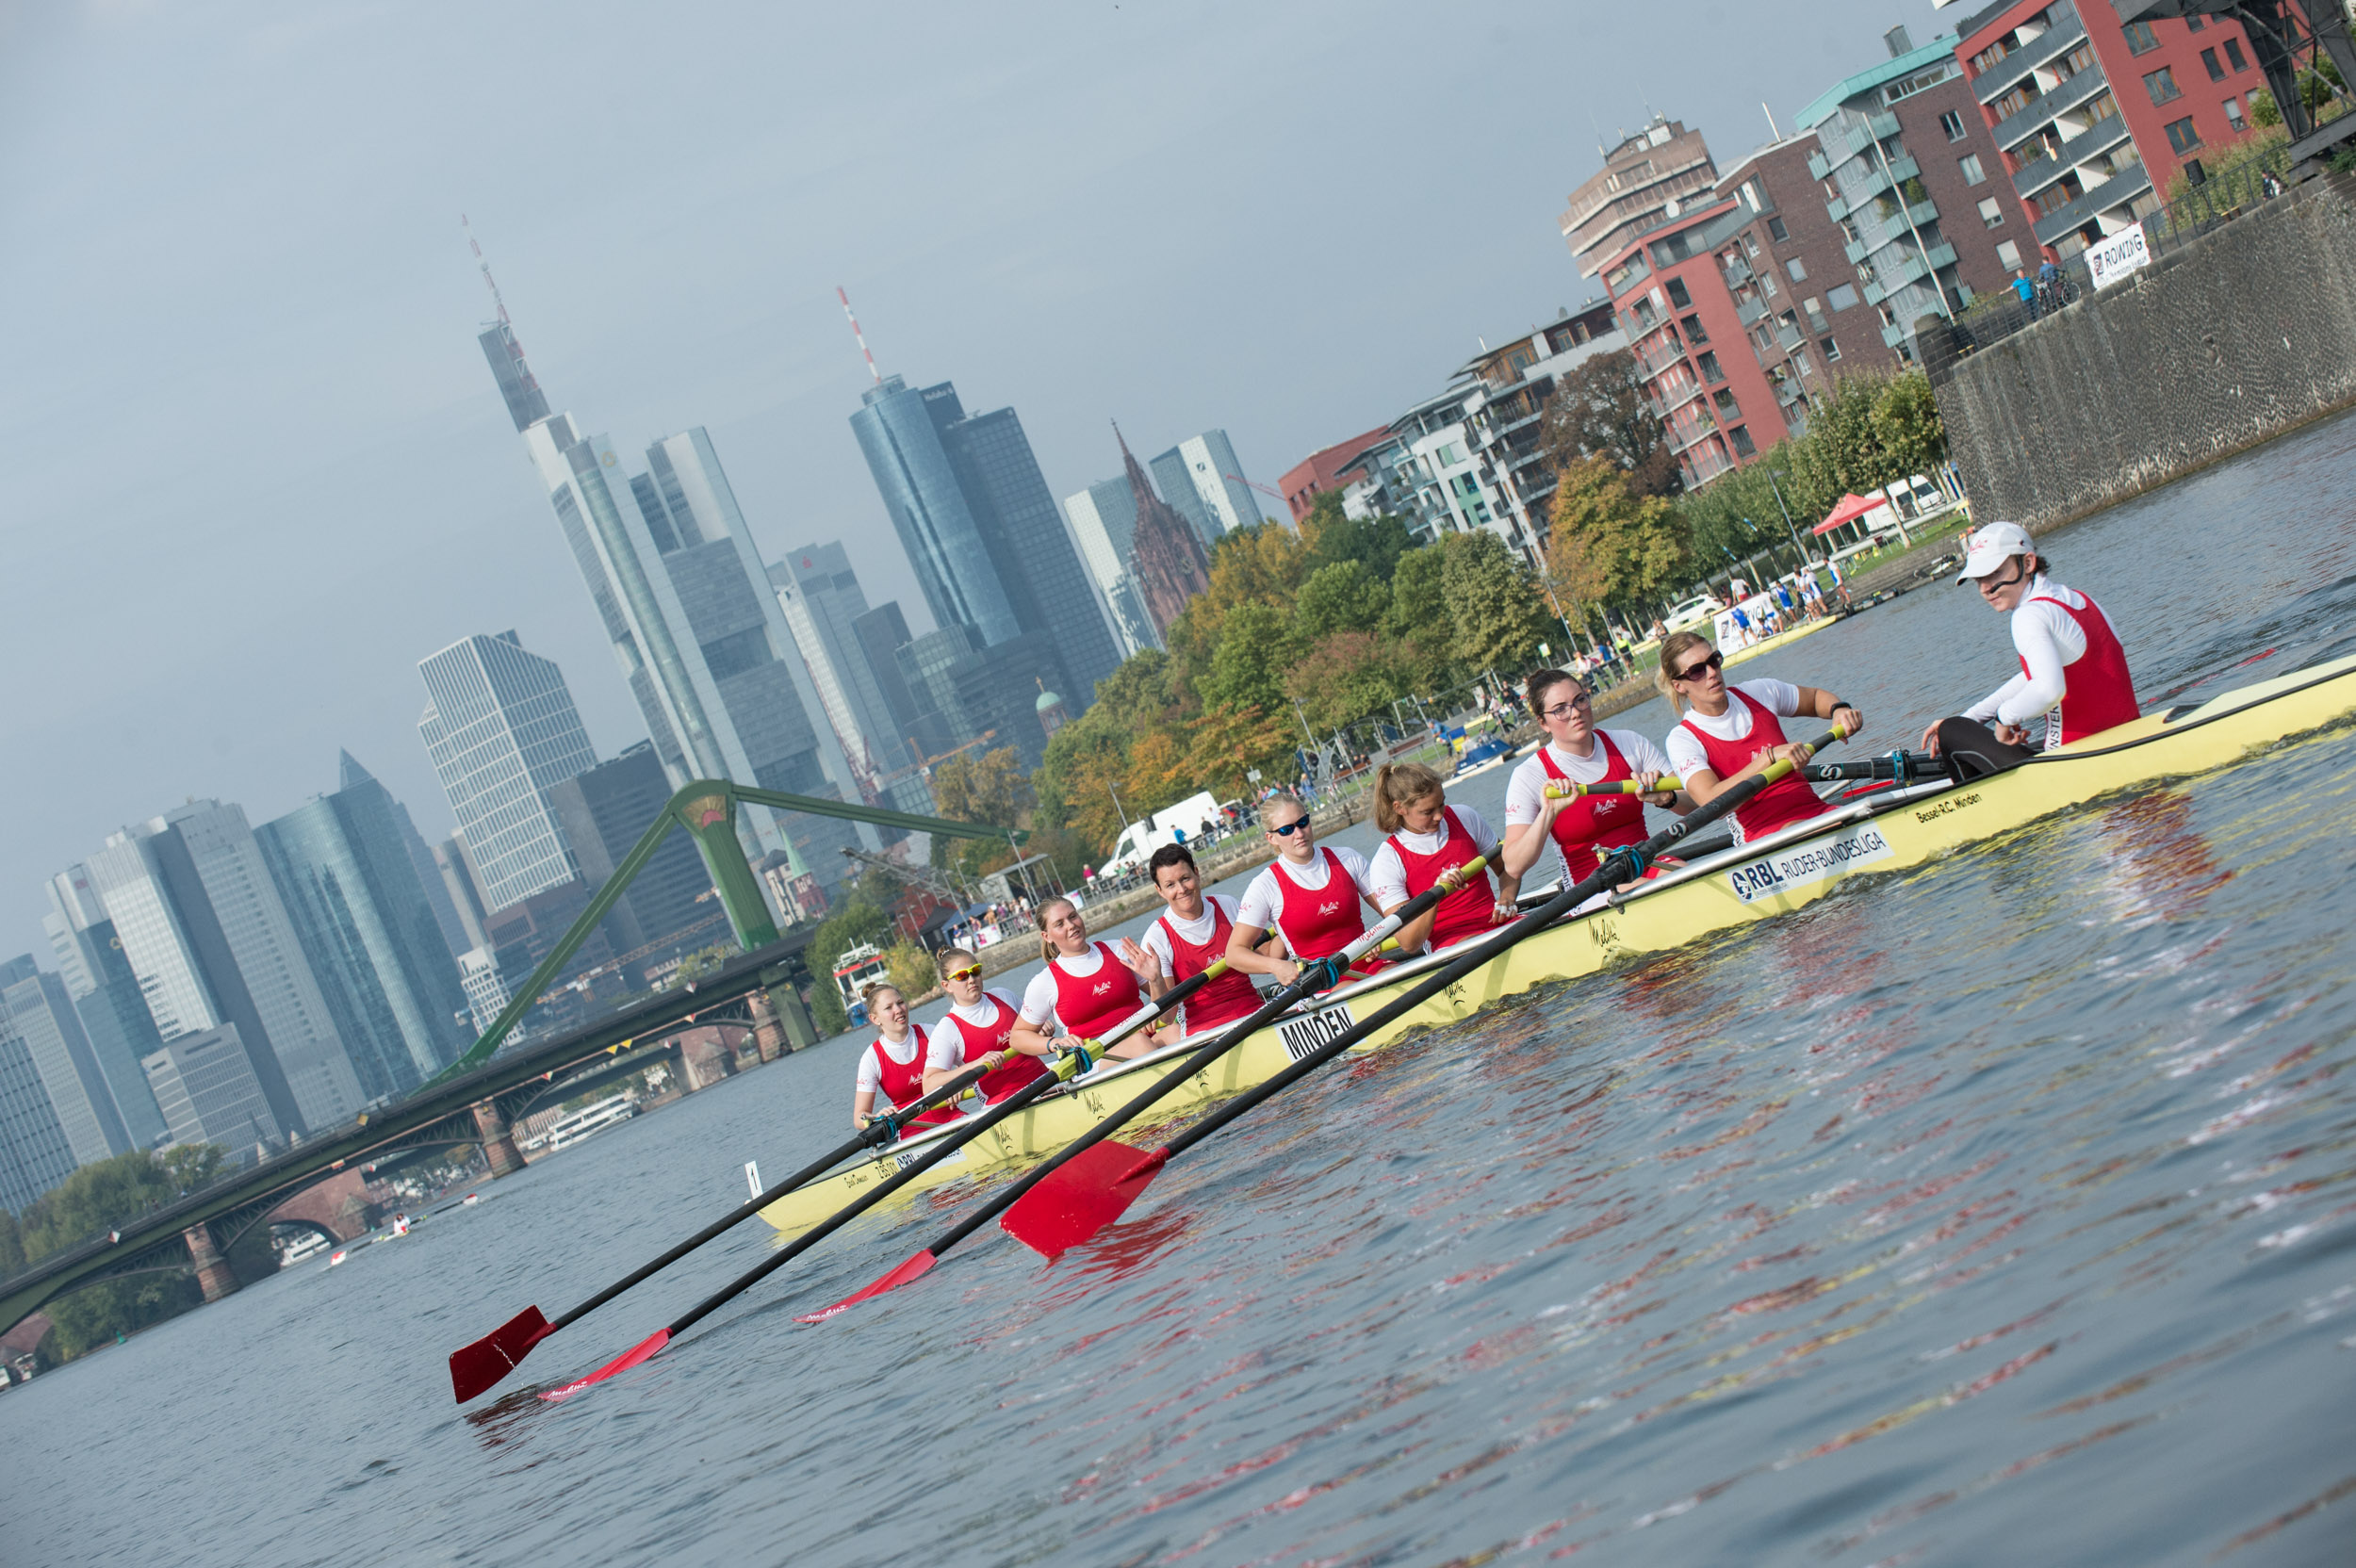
[0,0,1959,958]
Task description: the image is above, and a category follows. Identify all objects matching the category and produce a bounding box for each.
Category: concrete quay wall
[1931,172,2356,533]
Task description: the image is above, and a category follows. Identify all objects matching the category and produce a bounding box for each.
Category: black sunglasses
[1672,650,1725,682]
[1268,819,1311,837]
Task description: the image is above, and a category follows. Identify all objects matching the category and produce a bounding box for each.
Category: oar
[530,960,1226,1400]
[987,727,1851,1259]
[800,857,1495,1318]
[449,1045,1020,1402]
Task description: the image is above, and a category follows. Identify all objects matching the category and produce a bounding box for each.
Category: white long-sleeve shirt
[1964,575,2088,741]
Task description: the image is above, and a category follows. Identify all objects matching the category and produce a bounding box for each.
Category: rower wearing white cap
[1921,520,2139,779]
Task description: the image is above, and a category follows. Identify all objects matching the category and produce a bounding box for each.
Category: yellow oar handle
[1545,778,1685,798]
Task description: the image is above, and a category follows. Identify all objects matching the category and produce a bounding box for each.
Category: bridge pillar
[473,1102,527,1178]
[679,1030,736,1090]
[747,988,786,1063]
[184,1222,239,1303]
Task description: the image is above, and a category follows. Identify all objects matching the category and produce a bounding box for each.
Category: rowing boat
[1723,610,1840,668]
[758,648,2356,1234]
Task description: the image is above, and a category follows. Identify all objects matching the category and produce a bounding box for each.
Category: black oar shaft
[921,860,1490,1257]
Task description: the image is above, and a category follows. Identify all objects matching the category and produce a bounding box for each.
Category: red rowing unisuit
[1274,847,1382,969]
[1048,942,1145,1043]
[1384,807,1496,951]
[869,1025,959,1131]
[1538,734,1647,883]
[1156,902,1266,1034]
[1679,690,1829,844]
[940,993,1045,1102]
[2024,591,2138,744]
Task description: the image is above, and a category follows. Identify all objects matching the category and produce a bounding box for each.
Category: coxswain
[851,984,959,1138]
[1007,897,1160,1066]
[1657,630,1863,843]
[1223,792,1386,986]
[1921,521,2139,779]
[922,948,1048,1104]
[1119,844,1270,1037]
[1501,668,1688,903]
[1366,761,1507,954]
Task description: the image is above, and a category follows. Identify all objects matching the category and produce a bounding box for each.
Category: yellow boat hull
[759,650,2356,1236]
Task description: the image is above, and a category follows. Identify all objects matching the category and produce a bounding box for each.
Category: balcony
[1861,241,1958,307]
[1808,150,1830,181]
[1775,318,1805,351]
[1826,153,1922,221]
[1971,4,2089,106]
[1721,254,1756,287]
[1736,293,1770,327]
[2013,112,2130,199]
[2031,163,2153,246]
[1844,236,1870,264]
[1990,63,2108,154]
[1906,197,1940,228]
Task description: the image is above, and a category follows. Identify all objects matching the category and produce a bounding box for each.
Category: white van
[1098,791,1222,876]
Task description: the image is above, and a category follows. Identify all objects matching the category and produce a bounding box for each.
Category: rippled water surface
[9,412,2356,1568]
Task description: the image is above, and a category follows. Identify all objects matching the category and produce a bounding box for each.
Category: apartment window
[2186,13,2205,28]
[1804,296,1829,333]
[2225,95,2246,131]
[1743,233,1761,257]
[1996,238,2023,270]
[1960,153,1988,185]
[2086,90,2120,124]
[1821,335,1842,363]
[1940,109,1967,141]
[2123,20,2161,54]
[1767,214,1791,242]
[2145,66,2183,105]
[1435,442,1463,466]
[1979,195,2006,228]
[1729,425,1758,458]
[2224,37,2248,72]
[1785,256,1808,282]
[2165,115,2203,155]
[1698,351,1726,384]
[1681,313,1710,346]
[1825,282,1860,311]
[2201,47,2225,82]
[1761,270,1779,297]
[1713,388,1741,417]
[1665,276,1693,308]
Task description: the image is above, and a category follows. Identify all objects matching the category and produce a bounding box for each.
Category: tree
[1546,457,1690,617]
[1303,491,1414,580]
[883,940,936,1000]
[158,1143,227,1197]
[1872,371,1947,482]
[21,1152,214,1357]
[1202,600,1302,715]
[0,1208,24,1276]
[805,898,893,1037]
[1286,631,1414,731]
[1295,559,1390,642]
[1202,519,1320,621]
[1186,702,1301,798]
[1541,348,1679,497]
[1441,532,1557,677]
[929,746,1032,829]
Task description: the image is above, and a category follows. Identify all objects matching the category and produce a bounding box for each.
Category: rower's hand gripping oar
[801,858,1494,1317]
[447,1046,1015,1402]
[529,961,1227,1400]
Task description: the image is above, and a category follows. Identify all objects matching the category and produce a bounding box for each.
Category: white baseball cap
[1957,520,2036,584]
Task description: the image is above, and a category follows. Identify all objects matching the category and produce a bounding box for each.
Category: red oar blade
[794,1250,938,1323]
[536,1328,670,1403]
[1000,1143,1169,1259]
[450,1305,553,1403]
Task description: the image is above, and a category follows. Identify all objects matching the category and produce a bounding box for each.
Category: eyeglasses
[1672,651,1725,683]
[1540,693,1593,719]
[1268,819,1311,837]
[943,964,981,983]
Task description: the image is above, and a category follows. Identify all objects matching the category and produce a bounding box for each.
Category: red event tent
[1813,493,1883,535]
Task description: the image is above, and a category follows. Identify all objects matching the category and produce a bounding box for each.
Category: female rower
[1007,897,1160,1065]
[1119,844,1270,1037]
[1657,629,1863,844]
[850,984,960,1138]
[1366,761,1507,954]
[1501,668,1687,900]
[922,948,1048,1105]
[1920,521,2139,779]
[1224,792,1387,986]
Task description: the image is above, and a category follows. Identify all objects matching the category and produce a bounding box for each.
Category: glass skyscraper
[417,632,596,915]
[1062,475,1162,659]
[1,962,138,1166]
[1150,431,1264,548]
[0,1015,76,1213]
[141,1024,282,1165]
[850,376,1021,646]
[544,743,719,971]
[256,753,473,1102]
[769,542,916,788]
[41,883,169,1152]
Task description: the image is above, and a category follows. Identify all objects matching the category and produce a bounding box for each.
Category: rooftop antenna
[463,215,512,327]
[836,286,883,386]
[1762,102,1782,142]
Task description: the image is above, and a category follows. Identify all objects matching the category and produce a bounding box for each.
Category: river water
[9,412,2356,1568]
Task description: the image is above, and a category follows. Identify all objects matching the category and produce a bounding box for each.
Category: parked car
[1663,592,1726,634]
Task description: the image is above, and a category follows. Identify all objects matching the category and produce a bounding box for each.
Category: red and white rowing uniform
[1237,845,1383,970]
[1137,893,1267,1035]
[1367,805,1501,952]
[853,1024,960,1134]
[1504,729,1673,884]
[1018,941,1147,1045]
[924,988,1044,1103]
[1965,576,2138,746]
[1664,678,1830,845]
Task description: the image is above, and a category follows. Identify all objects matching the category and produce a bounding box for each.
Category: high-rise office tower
[850,375,1022,647]
[1121,431,1213,635]
[544,743,719,967]
[1063,474,1163,659]
[1149,431,1263,547]
[141,1025,282,1165]
[41,879,169,1151]
[417,632,595,915]
[769,543,914,787]
[0,1012,77,1213]
[63,803,363,1135]
[393,797,472,964]
[479,317,873,895]
[1,961,138,1166]
[255,754,473,1102]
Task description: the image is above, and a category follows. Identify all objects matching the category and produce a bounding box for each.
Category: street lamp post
[1764,469,1808,565]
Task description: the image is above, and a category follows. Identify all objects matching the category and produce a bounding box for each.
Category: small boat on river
[761,649,2356,1234]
